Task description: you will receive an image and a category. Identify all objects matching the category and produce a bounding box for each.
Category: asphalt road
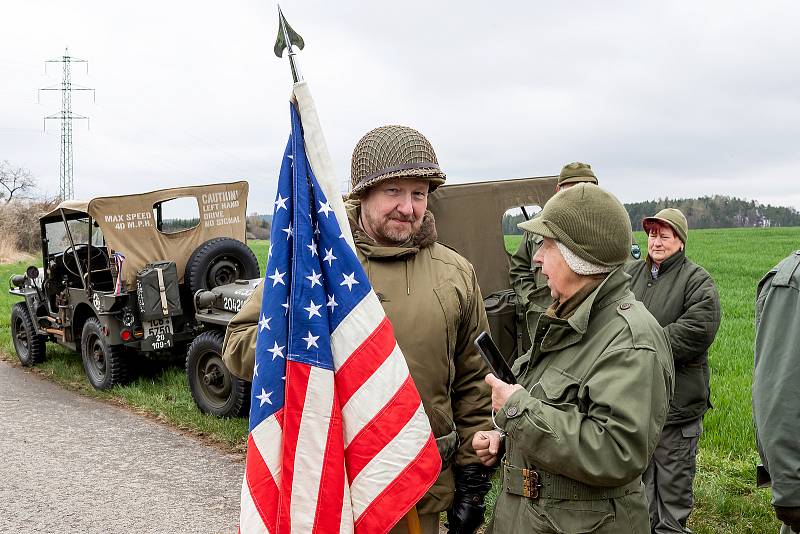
[0,360,243,533]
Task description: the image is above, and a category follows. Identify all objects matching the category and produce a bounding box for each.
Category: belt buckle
[522,468,540,499]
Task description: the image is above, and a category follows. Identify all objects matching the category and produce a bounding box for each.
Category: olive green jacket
[625,251,721,425]
[222,200,493,514]
[489,267,674,533]
[754,251,800,507]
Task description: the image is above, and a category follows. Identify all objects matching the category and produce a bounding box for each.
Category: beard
[362,209,422,245]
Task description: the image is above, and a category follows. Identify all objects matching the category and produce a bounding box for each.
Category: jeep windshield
[45,218,105,255]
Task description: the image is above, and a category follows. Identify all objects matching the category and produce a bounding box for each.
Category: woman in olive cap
[475,183,674,533]
[625,208,721,534]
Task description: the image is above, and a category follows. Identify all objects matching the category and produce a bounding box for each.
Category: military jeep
[8,181,259,417]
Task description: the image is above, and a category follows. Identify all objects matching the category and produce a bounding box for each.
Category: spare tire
[185,237,260,295]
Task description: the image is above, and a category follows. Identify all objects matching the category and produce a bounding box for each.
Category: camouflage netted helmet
[558,162,598,187]
[349,125,446,197]
[519,183,631,267]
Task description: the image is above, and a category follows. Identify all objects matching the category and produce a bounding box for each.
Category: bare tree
[0,160,37,203]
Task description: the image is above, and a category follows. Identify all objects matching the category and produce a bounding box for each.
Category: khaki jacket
[625,251,721,425]
[222,200,493,514]
[489,267,674,533]
[754,251,800,508]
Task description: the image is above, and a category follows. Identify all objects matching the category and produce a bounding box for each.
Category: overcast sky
[2,1,799,215]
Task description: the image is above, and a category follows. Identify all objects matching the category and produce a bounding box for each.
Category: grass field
[1,230,795,532]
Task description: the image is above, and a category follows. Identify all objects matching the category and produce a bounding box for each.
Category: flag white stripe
[341,344,407,447]
[290,366,335,532]
[240,474,269,534]
[330,291,385,368]
[350,402,431,520]
[251,414,282,482]
[339,470,355,533]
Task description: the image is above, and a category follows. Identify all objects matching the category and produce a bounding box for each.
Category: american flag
[239,102,441,533]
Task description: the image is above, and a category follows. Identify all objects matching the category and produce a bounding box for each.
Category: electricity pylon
[40,48,94,200]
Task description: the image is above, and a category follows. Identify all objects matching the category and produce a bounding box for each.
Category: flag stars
[267,341,285,361]
[259,314,271,332]
[314,222,320,236]
[303,331,320,349]
[318,200,333,218]
[282,298,290,315]
[268,268,286,287]
[304,299,322,319]
[341,272,359,291]
[256,388,273,407]
[275,193,289,211]
[253,360,259,378]
[307,240,318,257]
[282,223,293,240]
[306,269,322,288]
[326,294,338,311]
[323,248,337,266]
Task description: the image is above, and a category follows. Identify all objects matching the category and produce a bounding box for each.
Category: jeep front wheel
[80,318,128,389]
[186,330,250,418]
[11,303,46,366]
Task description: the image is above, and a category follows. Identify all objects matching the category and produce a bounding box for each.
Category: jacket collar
[538,266,631,353]
[647,249,685,277]
[345,199,437,259]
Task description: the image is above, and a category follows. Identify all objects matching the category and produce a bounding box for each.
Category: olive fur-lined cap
[518,183,632,267]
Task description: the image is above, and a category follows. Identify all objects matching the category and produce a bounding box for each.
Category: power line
[39,48,95,200]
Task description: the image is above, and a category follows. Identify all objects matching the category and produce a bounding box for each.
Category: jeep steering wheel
[62,244,110,278]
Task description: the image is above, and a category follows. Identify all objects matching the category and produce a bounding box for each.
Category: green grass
[2,230,794,532]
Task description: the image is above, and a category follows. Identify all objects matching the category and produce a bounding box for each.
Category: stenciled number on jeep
[147,318,173,350]
[223,296,244,313]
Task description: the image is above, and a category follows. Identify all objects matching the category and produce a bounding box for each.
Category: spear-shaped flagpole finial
[275,5,305,83]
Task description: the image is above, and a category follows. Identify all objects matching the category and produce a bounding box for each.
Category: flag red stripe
[245,433,280,533]
[344,374,420,482]
[312,394,346,533]
[354,434,441,534]
[277,361,311,532]
[335,317,395,406]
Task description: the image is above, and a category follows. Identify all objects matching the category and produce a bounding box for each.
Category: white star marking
[323,248,337,267]
[318,200,333,218]
[304,299,322,319]
[303,331,320,349]
[282,223,293,240]
[306,269,322,288]
[274,194,289,211]
[326,294,338,311]
[340,272,359,291]
[268,268,286,287]
[282,298,290,315]
[256,388,273,407]
[267,341,285,361]
[307,241,318,257]
[314,222,320,236]
[253,360,259,378]
[259,314,271,332]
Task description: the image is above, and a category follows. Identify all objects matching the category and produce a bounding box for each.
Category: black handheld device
[474,331,516,384]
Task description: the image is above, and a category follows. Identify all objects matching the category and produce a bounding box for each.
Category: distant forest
[503,195,800,235]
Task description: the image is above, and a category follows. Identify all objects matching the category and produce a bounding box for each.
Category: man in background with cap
[508,162,640,354]
[753,251,800,534]
[626,208,721,534]
[223,125,494,534]
[474,183,674,533]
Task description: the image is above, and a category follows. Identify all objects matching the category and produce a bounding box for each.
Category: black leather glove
[775,506,800,532]
[446,464,494,534]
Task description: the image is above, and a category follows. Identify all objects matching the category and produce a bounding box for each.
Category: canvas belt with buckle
[503,462,641,501]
